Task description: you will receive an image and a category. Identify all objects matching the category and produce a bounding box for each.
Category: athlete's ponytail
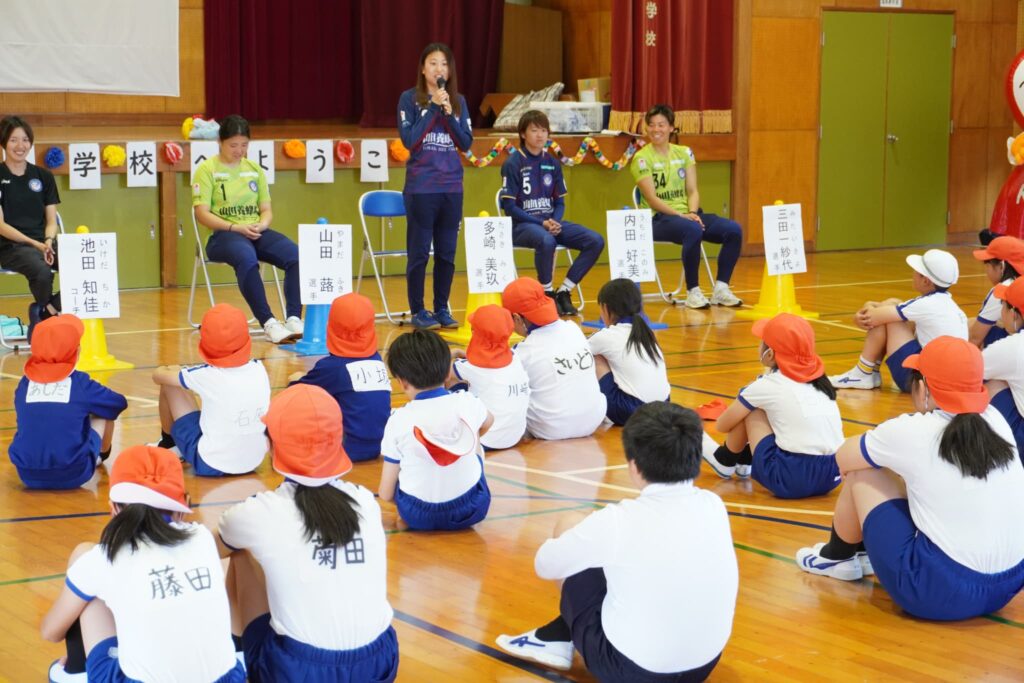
[807,374,837,401]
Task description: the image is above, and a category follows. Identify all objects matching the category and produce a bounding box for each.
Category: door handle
[886,133,899,143]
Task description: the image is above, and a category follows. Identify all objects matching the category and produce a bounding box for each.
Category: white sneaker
[263,318,298,344]
[828,368,881,390]
[796,542,864,581]
[146,442,182,461]
[857,551,874,576]
[49,660,86,683]
[702,445,735,479]
[683,287,711,309]
[495,629,573,671]
[710,283,743,307]
[735,463,752,478]
[284,316,304,337]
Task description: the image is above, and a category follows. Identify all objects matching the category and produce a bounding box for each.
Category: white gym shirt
[587,322,671,403]
[737,371,844,455]
[453,356,530,449]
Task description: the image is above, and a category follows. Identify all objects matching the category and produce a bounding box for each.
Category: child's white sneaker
[735,463,752,478]
[495,629,573,671]
[284,316,304,336]
[263,318,296,344]
[710,283,743,307]
[702,445,736,479]
[49,660,86,683]
[857,551,874,576]
[828,367,881,390]
[796,542,864,581]
[683,287,711,309]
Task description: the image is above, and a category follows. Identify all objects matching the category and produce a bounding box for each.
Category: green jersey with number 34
[630,143,696,214]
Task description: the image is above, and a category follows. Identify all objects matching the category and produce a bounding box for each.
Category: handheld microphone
[436,76,447,90]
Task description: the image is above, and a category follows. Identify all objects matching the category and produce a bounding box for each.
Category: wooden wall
[532,0,612,92]
[735,0,1020,250]
[497,4,564,92]
[0,0,204,120]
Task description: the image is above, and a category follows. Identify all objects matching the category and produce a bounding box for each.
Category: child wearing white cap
[829,248,968,391]
[216,384,398,682]
[41,446,244,683]
[378,329,494,531]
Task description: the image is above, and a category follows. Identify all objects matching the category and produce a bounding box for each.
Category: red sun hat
[751,313,825,383]
[902,336,989,414]
[24,315,85,383]
[109,445,191,514]
[466,304,514,369]
[994,277,1024,311]
[501,277,558,326]
[199,304,251,368]
[413,417,478,467]
[327,293,377,358]
[263,384,352,486]
[973,236,1024,273]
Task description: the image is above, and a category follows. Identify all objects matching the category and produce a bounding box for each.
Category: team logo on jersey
[687,148,695,161]
[400,110,407,122]
[192,183,201,197]
[637,158,647,170]
[248,180,258,192]
[677,168,686,179]
[28,178,43,192]
[542,173,553,187]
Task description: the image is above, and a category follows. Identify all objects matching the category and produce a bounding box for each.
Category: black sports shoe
[553,289,578,316]
[27,303,41,343]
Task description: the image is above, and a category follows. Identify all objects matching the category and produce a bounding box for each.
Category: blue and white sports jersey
[499,147,567,224]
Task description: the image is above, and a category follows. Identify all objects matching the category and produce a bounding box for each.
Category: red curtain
[204,0,503,127]
[610,0,733,134]
[358,0,503,128]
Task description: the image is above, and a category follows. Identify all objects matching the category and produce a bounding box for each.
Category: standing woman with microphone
[397,43,473,330]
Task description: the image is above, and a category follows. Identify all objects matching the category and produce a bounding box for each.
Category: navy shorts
[394,475,490,531]
[172,412,230,477]
[17,430,100,490]
[242,614,398,683]
[598,373,646,427]
[983,325,1009,347]
[86,636,247,682]
[751,434,840,499]
[560,568,721,682]
[863,499,1024,620]
[885,339,922,393]
[989,388,1024,458]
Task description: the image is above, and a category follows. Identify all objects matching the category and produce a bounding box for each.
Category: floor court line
[485,461,835,517]
[558,464,629,475]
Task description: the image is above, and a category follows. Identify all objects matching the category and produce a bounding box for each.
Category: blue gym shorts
[242,614,398,683]
[751,434,841,500]
[560,568,721,682]
[86,636,246,682]
[598,373,646,427]
[862,498,1024,621]
[885,339,922,393]
[983,325,1009,348]
[17,430,100,490]
[989,388,1024,457]
[394,475,491,531]
[171,412,230,477]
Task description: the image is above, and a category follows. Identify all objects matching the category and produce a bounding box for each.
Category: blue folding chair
[495,188,584,312]
[0,211,65,351]
[356,190,419,325]
[631,186,714,304]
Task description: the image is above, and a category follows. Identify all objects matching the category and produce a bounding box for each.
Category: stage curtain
[610,0,733,134]
[204,0,502,127]
[358,0,503,128]
[204,0,362,120]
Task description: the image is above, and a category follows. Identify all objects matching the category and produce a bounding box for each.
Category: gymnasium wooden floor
[2,247,1022,681]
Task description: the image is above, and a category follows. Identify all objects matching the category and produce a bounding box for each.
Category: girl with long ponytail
[588,278,671,426]
[797,336,1024,621]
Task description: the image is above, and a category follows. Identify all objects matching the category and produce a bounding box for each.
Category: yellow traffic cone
[736,201,818,321]
[73,225,134,372]
[439,211,521,346]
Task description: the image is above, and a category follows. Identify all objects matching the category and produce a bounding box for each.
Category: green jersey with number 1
[192,156,270,226]
[630,143,696,214]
